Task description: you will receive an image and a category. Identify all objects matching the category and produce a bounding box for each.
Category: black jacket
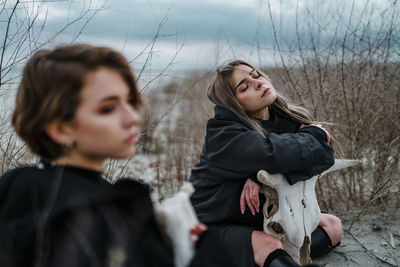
[189,105,334,226]
[0,162,237,267]
[0,162,174,267]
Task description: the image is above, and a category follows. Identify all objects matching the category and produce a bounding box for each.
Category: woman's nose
[123,104,141,128]
[253,79,262,90]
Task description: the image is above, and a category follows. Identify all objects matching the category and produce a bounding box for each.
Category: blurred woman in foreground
[0,44,232,267]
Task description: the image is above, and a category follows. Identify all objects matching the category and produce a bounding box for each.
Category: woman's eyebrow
[99,91,130,103]
[235,69,255,89]
[100,96,119,103]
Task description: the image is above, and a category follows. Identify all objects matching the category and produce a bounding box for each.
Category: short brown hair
[12,44,143,160]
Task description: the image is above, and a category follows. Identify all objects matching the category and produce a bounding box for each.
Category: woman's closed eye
[99,105,116,114]
[252,71,261,79]
[240,83,249,92]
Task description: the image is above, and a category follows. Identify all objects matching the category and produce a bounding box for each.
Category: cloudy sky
[39,0,283,72]
[1,0,394,81]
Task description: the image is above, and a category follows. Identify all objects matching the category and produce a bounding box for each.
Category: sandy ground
[314,208,400,267]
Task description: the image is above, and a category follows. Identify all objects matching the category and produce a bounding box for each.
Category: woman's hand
[300,124,331,143]
[240,178,260,215]
[190,222,208,242]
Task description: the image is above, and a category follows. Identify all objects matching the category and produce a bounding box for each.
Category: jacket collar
[213,105,276,123]
[213,105,244,124]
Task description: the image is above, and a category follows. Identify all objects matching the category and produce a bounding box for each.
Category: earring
[62,142,74,154]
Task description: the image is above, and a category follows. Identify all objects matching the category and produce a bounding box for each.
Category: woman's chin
[113,147,137,159]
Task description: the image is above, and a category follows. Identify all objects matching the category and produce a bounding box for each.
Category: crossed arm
[239,124,331,215]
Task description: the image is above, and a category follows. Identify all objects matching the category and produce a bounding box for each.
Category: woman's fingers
[190,223,208,236]
[245,187,255,215]
[240,188,246,214]
[241,178,261,215]
[255,190,260,213]
[250,186,259,213]
[301,123,331,143]
[316,124,331,143]
[190,223,208,242]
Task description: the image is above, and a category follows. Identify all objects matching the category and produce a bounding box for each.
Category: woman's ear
[45,120,75,146]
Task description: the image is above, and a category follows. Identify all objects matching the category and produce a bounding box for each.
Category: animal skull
[156,183,199,267]
[257,159,359,265]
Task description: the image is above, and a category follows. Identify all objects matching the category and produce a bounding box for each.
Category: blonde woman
[189,60,342,267]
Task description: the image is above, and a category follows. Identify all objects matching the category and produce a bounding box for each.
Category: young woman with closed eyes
[189,60,342,267]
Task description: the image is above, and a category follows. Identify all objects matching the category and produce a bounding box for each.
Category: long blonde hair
[208,59,315,138]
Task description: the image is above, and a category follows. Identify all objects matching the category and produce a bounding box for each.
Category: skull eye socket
[265,204,278,218]
[262,186,278,218]
[268,222,284,234]
[267,205,273,214]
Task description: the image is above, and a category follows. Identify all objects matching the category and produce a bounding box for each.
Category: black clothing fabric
[264,249,320,267]
[0,162,236,267]
[0,162,174,267]
[208,224,254,267]
[310,226,334,259]
[190,105,334,225]
[189,105,335,266]
[264,249,299,267]
[190,228,238,267]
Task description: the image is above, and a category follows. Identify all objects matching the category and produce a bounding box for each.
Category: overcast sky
[57,0,281,72]
[1,0,396,81]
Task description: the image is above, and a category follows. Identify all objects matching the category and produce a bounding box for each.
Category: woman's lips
[262,88,270,97]
[125,133,139,144]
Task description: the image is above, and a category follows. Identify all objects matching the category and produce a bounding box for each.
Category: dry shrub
[105,72,214,200]
[262,0,400,213]
[267,61,399,212]
[266,50,399,211]
[142,73,215,200]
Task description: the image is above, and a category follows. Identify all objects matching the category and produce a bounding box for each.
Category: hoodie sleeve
[205,120,334,184]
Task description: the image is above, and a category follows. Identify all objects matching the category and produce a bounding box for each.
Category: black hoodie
[189,105,334,226]
[0,162,237,267]
[0,162,174,267]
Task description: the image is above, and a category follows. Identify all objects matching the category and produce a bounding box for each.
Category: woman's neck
[253,106,270,120]
[54,151,105,171]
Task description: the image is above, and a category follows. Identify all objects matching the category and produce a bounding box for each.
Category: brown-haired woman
[0,44,233,267]
[189,60,342,267]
